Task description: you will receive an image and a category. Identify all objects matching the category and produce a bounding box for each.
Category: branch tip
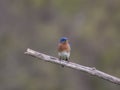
[24,48,30,54]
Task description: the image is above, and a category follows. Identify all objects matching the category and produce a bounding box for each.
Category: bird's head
[60,37,68,43]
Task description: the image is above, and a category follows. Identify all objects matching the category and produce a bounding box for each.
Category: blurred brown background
[0,0,120,90]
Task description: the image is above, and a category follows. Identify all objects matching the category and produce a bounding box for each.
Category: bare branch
[24,48,120,85]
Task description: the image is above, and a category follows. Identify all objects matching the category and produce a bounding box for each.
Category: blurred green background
[0,0,120,90]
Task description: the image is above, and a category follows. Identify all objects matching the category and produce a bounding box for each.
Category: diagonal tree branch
[24,48,120,85]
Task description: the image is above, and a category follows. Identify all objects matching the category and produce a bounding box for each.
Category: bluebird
[58,37,71,65]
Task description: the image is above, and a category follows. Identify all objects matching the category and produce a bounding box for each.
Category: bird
[58,37,71,67]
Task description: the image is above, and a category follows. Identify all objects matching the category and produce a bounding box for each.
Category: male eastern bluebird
[58,37,71,66]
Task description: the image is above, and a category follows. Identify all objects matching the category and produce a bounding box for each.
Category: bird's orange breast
[58,43,70,52]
